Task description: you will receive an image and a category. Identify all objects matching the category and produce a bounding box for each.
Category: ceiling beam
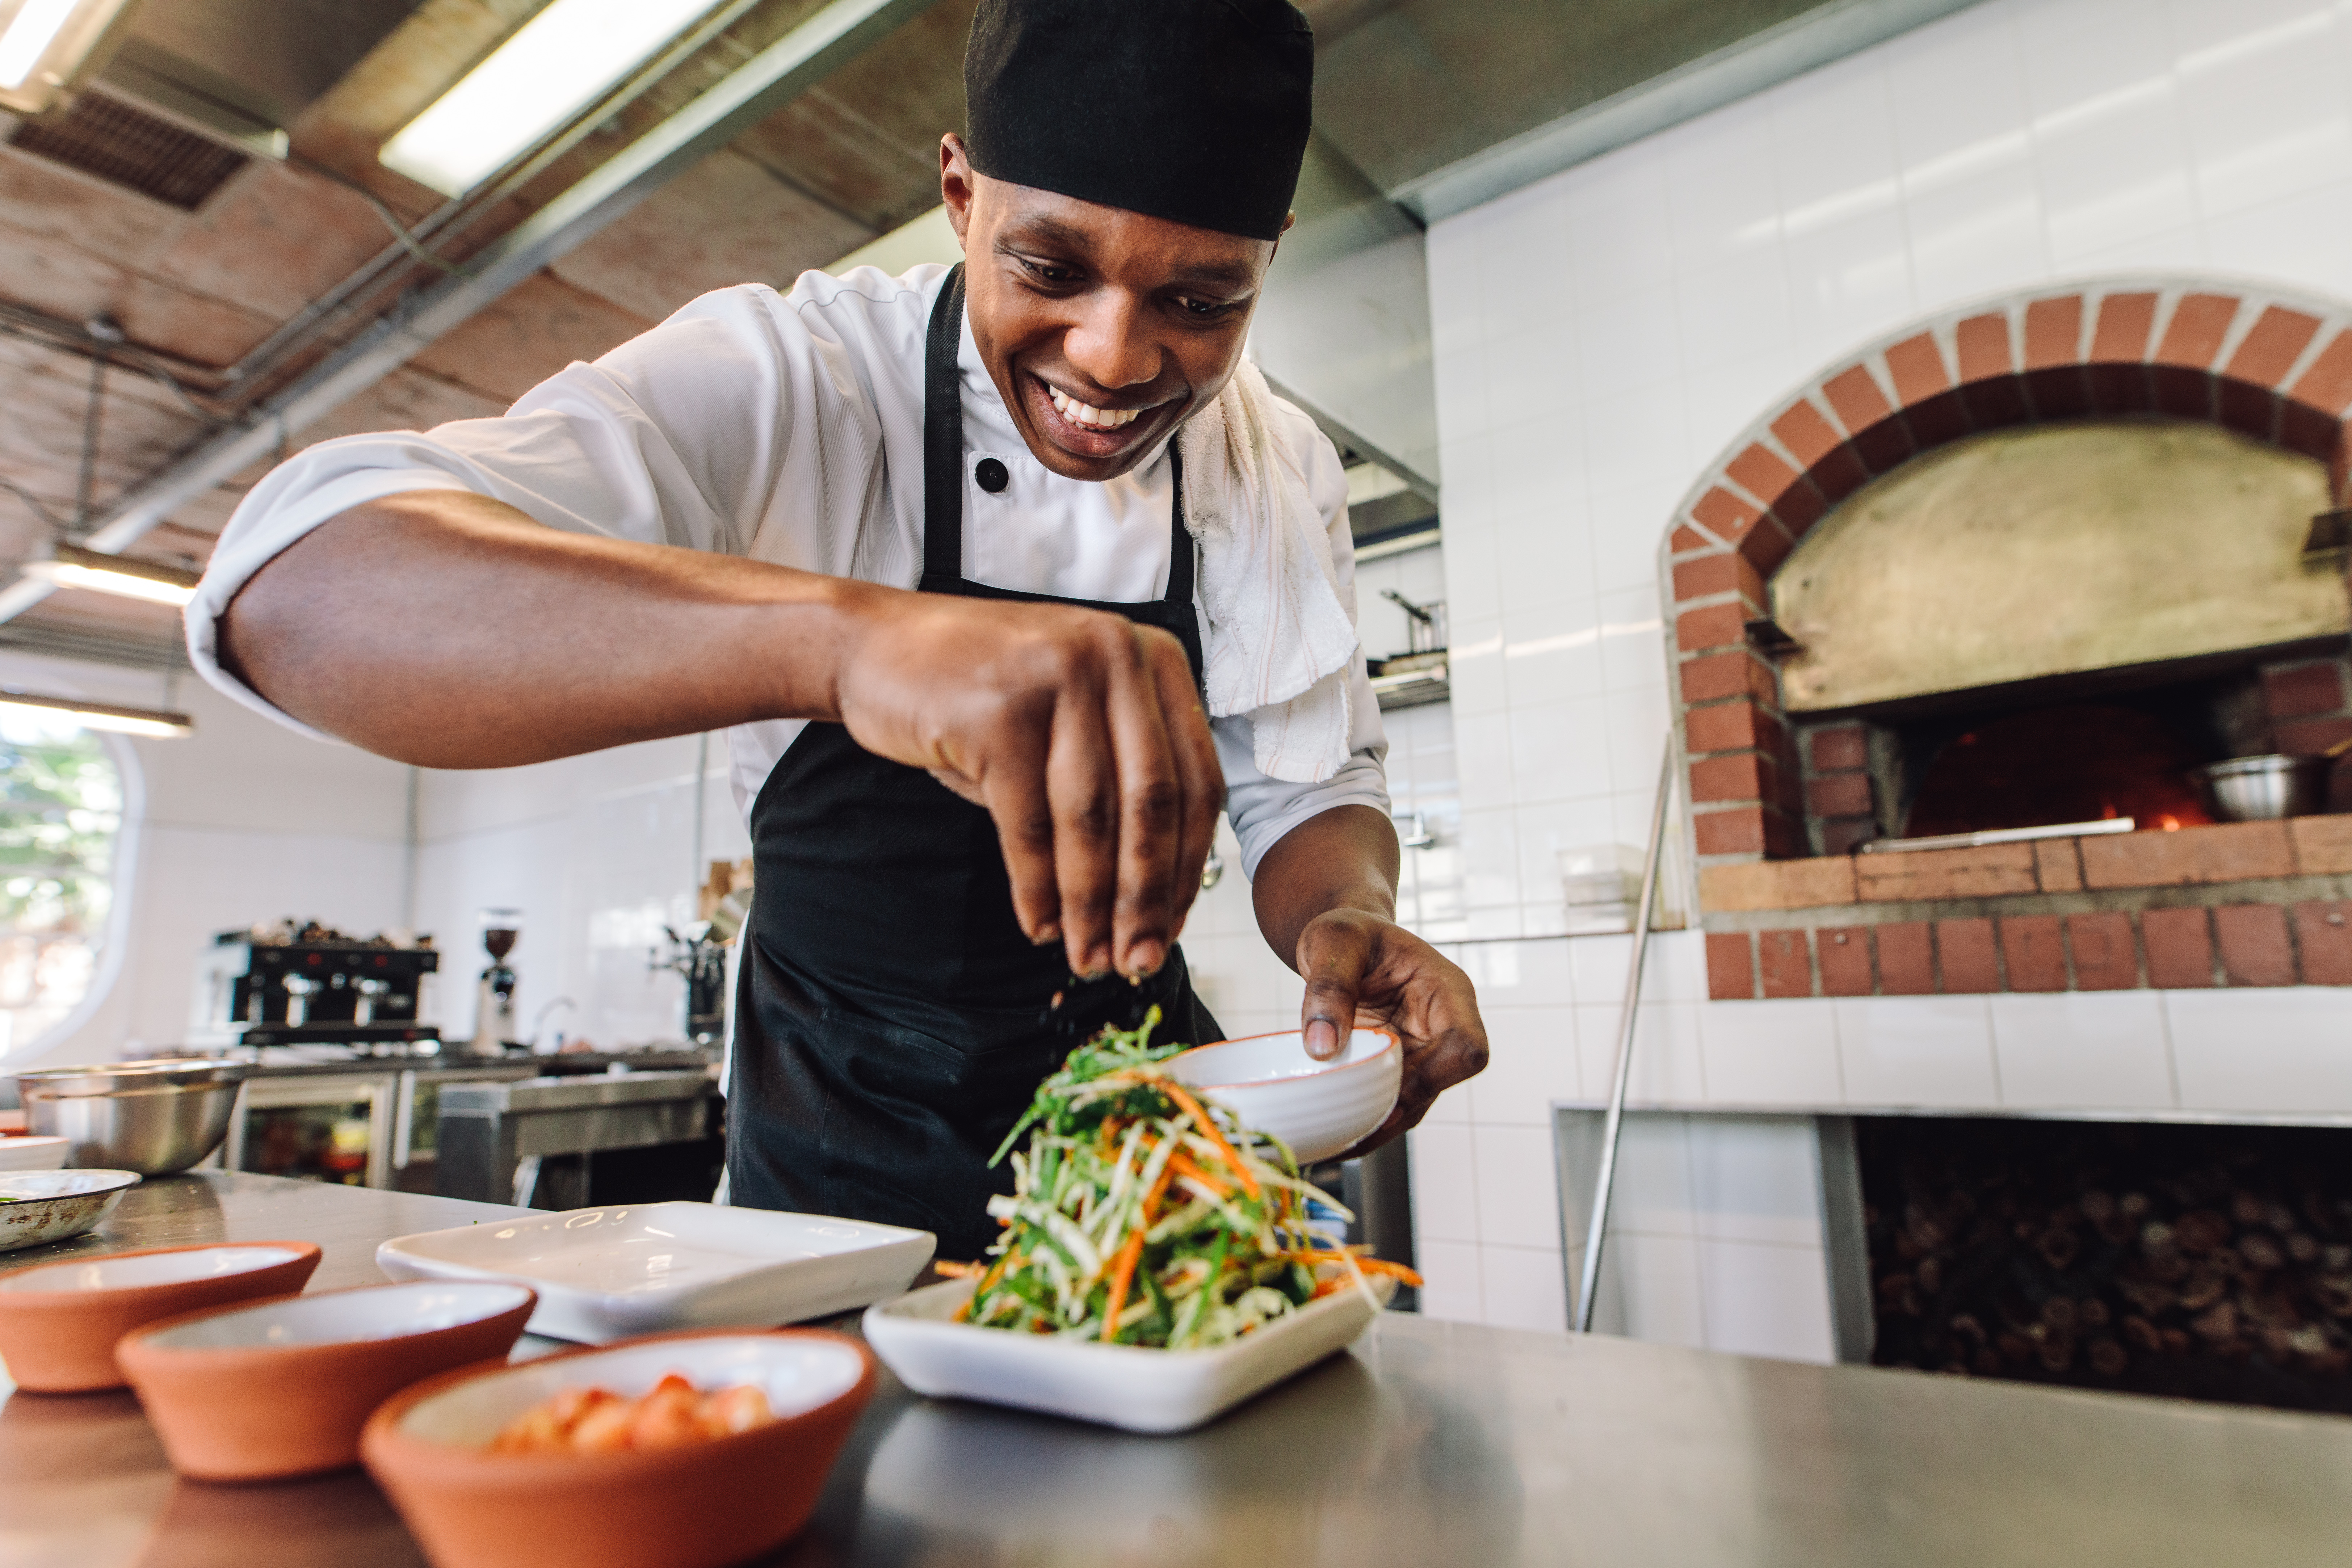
[0,0,938,628]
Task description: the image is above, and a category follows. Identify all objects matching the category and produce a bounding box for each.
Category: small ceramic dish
[362,1328,874,1568]
[0,1135,70,1172]
[0,1240,322,1392]
[864,1272,1395,1434]
[377,1201,934,1344]
[117,1280,536,1480]
[1167,1028,1402,1164]
[0,1168,139,1253]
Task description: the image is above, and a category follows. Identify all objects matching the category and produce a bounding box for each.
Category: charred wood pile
[1859,1117,2352,1413]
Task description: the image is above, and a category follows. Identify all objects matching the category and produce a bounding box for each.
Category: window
[0,710,126,1057]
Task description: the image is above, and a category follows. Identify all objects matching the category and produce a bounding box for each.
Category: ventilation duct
[8,87,247,208]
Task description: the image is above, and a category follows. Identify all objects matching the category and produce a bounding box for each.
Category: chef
[188,0,1486,1259]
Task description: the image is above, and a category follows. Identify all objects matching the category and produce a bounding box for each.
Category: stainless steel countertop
[6,1174,2352,1568]
[231,1049,716,1082]
[436,1070,715,1112]
[0,1170,524,1292]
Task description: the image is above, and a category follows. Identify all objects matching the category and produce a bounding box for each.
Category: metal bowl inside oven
[2191,754,2333,821]
[15,1059,250,1175]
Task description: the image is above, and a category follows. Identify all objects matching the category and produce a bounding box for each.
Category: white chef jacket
[188,263,1389,879]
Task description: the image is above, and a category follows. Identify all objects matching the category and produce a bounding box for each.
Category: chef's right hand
[830,588,1222,980]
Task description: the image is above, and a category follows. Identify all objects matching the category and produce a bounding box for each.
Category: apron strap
[1164,445,1193,606]
[923,257,1193,608]
[922,263,968,584]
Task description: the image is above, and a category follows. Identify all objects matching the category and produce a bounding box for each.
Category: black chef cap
[964,0,1314,243]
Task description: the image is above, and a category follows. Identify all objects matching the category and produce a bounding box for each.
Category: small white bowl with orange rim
[1166,1027,1401,1165]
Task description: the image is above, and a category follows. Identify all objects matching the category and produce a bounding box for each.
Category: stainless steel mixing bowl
[2192,754,2334,821]
[15,1059,250,1175]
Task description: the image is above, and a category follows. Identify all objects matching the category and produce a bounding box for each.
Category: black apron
[727,264,1224,1260]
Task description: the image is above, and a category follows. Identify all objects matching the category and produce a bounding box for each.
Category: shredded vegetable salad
[954,1009,1419,1348]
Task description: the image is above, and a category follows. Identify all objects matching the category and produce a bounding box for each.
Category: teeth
[1048,385,1139,430]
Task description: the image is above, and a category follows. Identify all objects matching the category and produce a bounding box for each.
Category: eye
[1016,255,1083,287]
[1175,295,1243,320]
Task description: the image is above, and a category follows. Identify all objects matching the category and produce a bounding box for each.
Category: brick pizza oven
[1667,277,2352,1002]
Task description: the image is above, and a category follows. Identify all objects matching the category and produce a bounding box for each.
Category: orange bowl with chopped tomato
[361,1328,873,1568]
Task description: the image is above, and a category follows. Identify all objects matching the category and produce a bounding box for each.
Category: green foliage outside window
[0,711,121,1056]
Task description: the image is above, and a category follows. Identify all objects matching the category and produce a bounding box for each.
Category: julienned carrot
[1099,1227,1146,1342]
[1274,1248,1426,1288]
[1141,1156,1176,1222]
[1159,1081,1263,1200]
[1166,1148,1230,1199]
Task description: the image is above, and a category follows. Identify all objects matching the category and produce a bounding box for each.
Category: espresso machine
[467,909,523,1057]
[188,921,440,1051]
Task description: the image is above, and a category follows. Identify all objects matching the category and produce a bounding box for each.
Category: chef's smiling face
[939,134,1283,483]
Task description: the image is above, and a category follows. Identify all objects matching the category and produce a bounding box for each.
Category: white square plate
[376,1201,934,1344]
[863,1272,1395,1434]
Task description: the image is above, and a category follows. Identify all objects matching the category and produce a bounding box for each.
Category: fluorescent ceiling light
[18,544,200,608]
[0,0,136,115]
[0,692,190,738]
[380,0,717,197]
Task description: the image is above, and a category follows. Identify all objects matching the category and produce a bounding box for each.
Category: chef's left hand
[1295,908,1487,1150]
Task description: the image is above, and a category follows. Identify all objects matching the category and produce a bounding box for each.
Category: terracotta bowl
[362,1328,875,1568]
[1168,1027,1403,1164]
[0,1240,321,1392]
[117,1280,536,1481]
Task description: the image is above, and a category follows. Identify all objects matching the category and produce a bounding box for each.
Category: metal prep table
[215,1050,715,1192]
[432,1070,719,1207]
[8,1172,2352,1568]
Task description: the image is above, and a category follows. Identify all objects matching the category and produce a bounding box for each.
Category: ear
[1264,208,1295,269]
[941,134,977,251]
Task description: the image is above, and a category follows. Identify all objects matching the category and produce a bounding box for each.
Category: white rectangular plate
[376,1201,934,1344]
[0,1137,68,1173]
[863,1273,1395,1434]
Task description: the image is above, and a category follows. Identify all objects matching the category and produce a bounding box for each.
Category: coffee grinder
[467,907,522,1056]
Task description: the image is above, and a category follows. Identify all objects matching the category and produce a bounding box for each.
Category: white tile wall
[1409,0,2352,1348]
[1699,999,1845,1106]
[1834,997,2001,1107]
[1407,1123,1480,1248]
[2166,988,2352,1111]
[1480,1242,1572,1334]
[1695,1237,1839,1363]
[1473,1123,1565,1250]
[412,735,753,1048]
[1988,992,2177,1109]
[1413,1237,1486,1323]
[1464,1005,1578,1126]
[1561,1112,1836,1362]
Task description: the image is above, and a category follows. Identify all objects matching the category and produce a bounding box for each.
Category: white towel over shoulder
[1174,360,1358,783]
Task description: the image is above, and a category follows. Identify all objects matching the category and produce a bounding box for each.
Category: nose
[1061,290,1160,392]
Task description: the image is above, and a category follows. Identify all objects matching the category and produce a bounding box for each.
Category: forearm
[215,490,878,768]
[1251,803,1399,968]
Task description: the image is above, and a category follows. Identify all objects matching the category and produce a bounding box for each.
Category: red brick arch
[1664,278,2352,867]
